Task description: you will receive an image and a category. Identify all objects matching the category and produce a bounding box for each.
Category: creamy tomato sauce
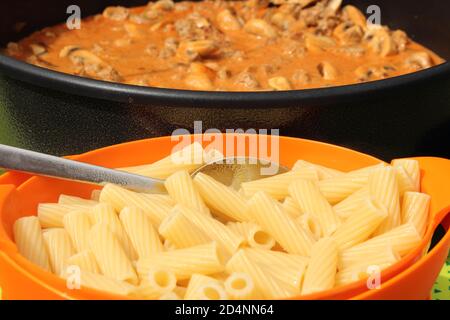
[5,0,445,91]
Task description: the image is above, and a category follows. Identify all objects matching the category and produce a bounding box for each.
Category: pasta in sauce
[5,0,445,91]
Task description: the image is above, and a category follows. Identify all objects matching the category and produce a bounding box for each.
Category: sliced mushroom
[102,6,129,21]
[333,22,364,44]
[342,5,367,29]
[268,76,292,90]
[235,71,260,89]
[355,64,396,81]
[63,48,122,82]
[244,19,277,38]
[151,0,175,11]
[216,9,241,32]
[317,61,338,80]
[271,12,295,30]
[404,52,433,70]
[305,34,336,52]
[59,45,80,58]
[391,30,409,52]
[364,27,397,57]
[29,43,47,56]
[6,42,21,55]
[291,69,311,85]
[176,40,219,63]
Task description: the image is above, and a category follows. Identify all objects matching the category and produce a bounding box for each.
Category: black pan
[0,0,449,159]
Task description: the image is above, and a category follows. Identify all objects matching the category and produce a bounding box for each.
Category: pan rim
[0,54,449,108]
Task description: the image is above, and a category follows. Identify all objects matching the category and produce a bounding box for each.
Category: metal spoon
[0,144,288,192]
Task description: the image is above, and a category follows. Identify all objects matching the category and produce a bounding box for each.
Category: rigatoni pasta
[369,167,401,235]
[193,172,249,221]
[185,274,228,300]
[119,206,164,258]
[66,250,100,274]
[136,242,224,280]
[43,228,75,276]
[159,207,211,248]
[247,191,314,256]
[226,221,276,250]
[224,272,258,300]
[164,170,209,215]
[88,223,138,285]
[241,167,319,200]
[62,210,92,252]
[13,216,51,271]
[301,238,338,295]
[12,151,432,300]
[289,179,340,236]
[401,192,430,237]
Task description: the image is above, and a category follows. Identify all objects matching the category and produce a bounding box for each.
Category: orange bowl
[0,135,449,300]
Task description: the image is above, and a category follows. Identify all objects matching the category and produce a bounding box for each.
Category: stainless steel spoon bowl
[0,144,288,192]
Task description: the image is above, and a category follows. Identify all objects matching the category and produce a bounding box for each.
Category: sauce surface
[5,0,445,91]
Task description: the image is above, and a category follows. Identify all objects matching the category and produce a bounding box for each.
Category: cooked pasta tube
[193,172,249,221]
[77,271,136,296]
[136,242,224,280]
[63,210,92,252]
[43,228,76,276]
[289,179,340,236]
[401,192,430,237]
[296,213,322,240]
[226,221,276,250]
[335,250,399,287]
[159,208,211,248]
[13,216,51,271]
[258,261,305,293]
[332,198,388,251]
[292,160,344,180]
[164,170,209,215]
[58,194,98,206]
[240,167,319,200]
[176,205,244,257]
[99,183,172,226]
[224,272,258,300]
[341,222,422,259]
[282,196,303,218]
[333,187,369,219]
[369,167,401,235]
[66,250,100,274]
[92,203,137,260]
[132,268,177,299]
[119,142,205,179]
[119,207,164,258]
[88,224,138,285]
[301,238,338,295]
[318,163,386,204]
[247,192,314,256]
[338,245,400,271]
[393,165,416,195]
[185,274,228,300]
[38,203,91,228]
[243,248,309,270]
[226,250,296,299]
[391,159,420,192]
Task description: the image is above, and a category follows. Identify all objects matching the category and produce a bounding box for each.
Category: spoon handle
[0,144,162,193]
